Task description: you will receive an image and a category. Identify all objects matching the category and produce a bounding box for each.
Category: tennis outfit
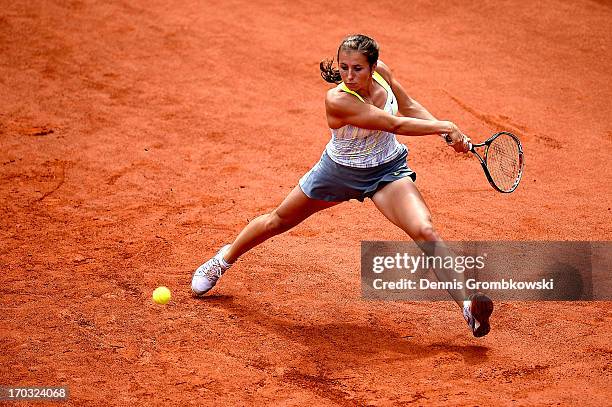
[299,71,415,202]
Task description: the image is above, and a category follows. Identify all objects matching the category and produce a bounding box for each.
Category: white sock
[217,246,232,269]
[219,256,231,269]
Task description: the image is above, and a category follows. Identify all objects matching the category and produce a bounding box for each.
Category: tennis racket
[445,131,524,193]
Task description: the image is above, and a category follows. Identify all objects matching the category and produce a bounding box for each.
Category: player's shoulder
[326,86,360,113]
[375,60,394,84]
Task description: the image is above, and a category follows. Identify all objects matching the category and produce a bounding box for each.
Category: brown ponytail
[319,58,342,84]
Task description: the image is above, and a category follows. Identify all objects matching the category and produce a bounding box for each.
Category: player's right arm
[325,88,461,139]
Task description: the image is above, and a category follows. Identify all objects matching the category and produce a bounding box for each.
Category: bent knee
[411,222,439,242]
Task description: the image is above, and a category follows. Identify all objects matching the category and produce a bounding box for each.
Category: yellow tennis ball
[152,286,171,305]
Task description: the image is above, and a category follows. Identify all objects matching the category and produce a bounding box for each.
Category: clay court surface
[1,0,611,405]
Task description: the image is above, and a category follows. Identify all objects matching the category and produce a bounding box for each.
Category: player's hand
[446,124,471,153]
[452,134,471,153]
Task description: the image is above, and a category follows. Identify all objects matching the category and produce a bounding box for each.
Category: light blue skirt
[298,148,416,202]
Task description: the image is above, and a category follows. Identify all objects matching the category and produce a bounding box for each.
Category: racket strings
[486,136,522,191]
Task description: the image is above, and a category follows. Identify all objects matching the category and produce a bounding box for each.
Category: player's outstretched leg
[191,185,339,296]
[372,177,493,337]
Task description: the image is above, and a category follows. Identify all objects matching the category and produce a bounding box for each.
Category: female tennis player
[191,34,493,337]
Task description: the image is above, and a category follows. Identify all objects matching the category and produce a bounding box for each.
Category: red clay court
[1,0,610,405]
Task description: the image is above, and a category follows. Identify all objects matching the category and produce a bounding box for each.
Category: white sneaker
[463,293,493,337]
[191,245,232,296]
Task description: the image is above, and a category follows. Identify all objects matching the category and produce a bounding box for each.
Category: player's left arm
[375,61,438,120]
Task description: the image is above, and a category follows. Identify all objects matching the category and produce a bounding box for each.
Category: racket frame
[443,131,525,193]
[469,131,524,193]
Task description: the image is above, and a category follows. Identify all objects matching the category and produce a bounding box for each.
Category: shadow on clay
[196,294,489,366]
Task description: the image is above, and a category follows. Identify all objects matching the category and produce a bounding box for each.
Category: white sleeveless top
[325,71,406,168]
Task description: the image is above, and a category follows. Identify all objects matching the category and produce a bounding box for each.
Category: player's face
[338,50,374,92]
